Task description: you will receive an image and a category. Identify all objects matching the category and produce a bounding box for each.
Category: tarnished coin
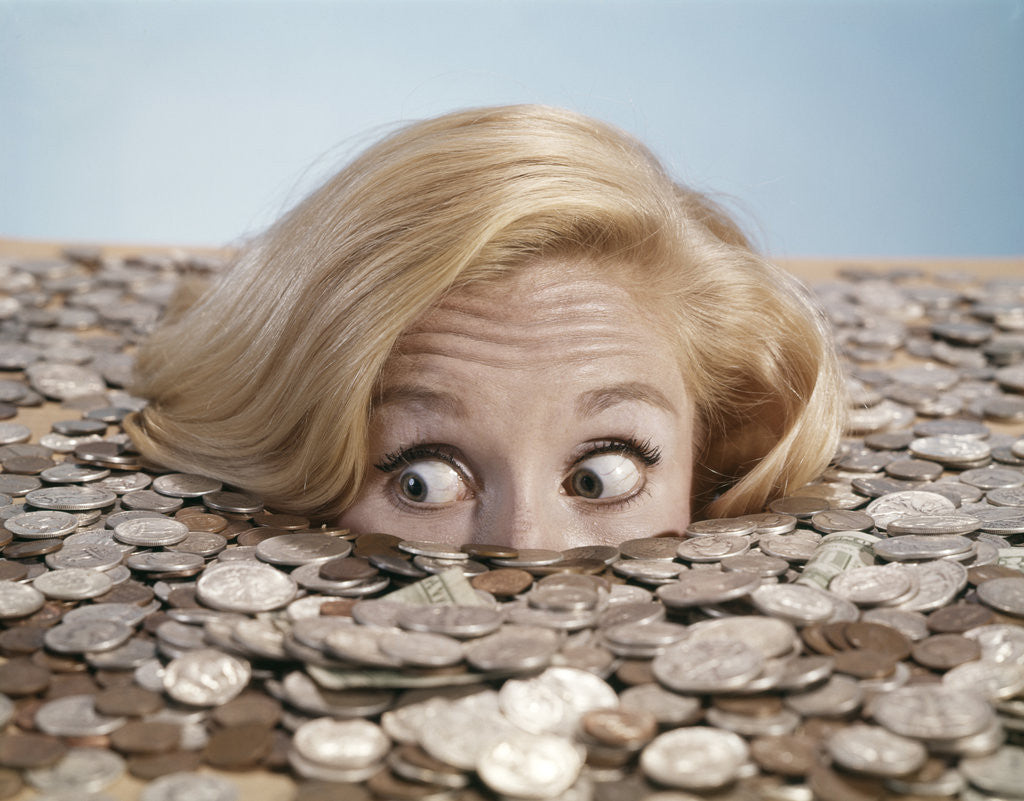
[114,517,189,546]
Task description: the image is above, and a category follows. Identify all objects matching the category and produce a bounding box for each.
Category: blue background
[2,0,1022,256]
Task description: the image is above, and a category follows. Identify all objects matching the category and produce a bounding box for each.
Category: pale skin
[338,259,697,550]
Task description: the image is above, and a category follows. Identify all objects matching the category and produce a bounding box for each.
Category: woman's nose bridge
[475,472,560,549]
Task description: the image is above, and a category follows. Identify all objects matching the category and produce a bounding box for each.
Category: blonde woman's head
[127,104,844,546]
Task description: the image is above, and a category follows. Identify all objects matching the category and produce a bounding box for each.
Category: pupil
[572,469,603,499]
[401,472,427,502]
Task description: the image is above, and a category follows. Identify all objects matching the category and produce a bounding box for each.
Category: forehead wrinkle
[375,384,468,419]
[576,382,679,418]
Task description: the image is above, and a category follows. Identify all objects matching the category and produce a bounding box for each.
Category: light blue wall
[1,0,1022,256]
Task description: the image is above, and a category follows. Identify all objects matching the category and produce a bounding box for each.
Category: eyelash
[375,436,662,475]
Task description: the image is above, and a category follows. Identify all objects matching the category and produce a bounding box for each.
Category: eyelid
[568,437,662,470]
[375,445,473,482]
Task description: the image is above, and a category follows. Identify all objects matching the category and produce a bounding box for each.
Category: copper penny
[93,580,155,606]
[126,750,202,780]
[353,532,404,556]
[109,721,181,754]
[166,586,200,608]
[911,633,982,671]
[800,623,837,655]
[581,708,657,749]
[11,601,67,629]
[94,686,164,717]
[713,695,785,717]
[0,732,67,768]
[94,669,138,688]
[211,692,282,729]
[0,560,28,582]
[3,539,62,559]
[365,769,437,800]
[33,649,87,674]
[842,621,912,661]
[318,556,378,582]
[203,722,275,769]
[2,456,53,474]
[927,603,995,633]
[615,659,656,686]
[13,698,43,732]
[294,781,374,801]
[218,520,252,540]
[0,626,47,655]
[470,568,534,598]
[0,767,23,799]
[319,598,358,617]
[176,511,228,532]
[0,530,10,550]
[252,511,310,529]
[461,543,519,559]
[45,672,98,699]
[0,658,50,696]
[968,564,1024,585]
[822,622,853,651]
[236,526,290,547]
[832,648,897,679]
[750,734,820,777]
[808,763,887,801]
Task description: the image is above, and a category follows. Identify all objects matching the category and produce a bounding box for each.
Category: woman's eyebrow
[575,382,678,417]
[376,385,467,418]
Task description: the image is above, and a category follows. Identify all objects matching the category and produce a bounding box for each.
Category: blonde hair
[126,104,844,521]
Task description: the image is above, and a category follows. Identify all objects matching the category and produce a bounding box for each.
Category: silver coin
[987,486,1024,507]
[378,630,464,668]
[619,683,703,727]
[38,462,111,484]
[489,548,564,568]
[127,551,206,573]
[25,746,126,794]
[113,516,189,546]
[827,724,927,777]
[45,543,125,571]
[758,529,822,562]
[0,474,43,496]
[256,532,353,566]
[872,685,994,740]
[196,562,297,613]
[735,512,798,535]
[675,534,750,562]
[0,579,46,618]
[866,490,957,529]
[785,674,863,717]
[120,488,183,513]
[959,745,1024,798]
[151,472,224,498]
[397,604,503,638]
[894,560,967,613]
[656,572,759,608]
[909,435,992,465]
[203,490,263,515]
[977,577,1024,616]
[464,625,561,672]
[959,466,1024,491]
[4,509,78,539]
[749,583,837,623]
[640,726,749,790]
[63,601,151,628]
[0,421,32,444]
[167,530,228,557]
[477,730,583,799]
[688,615,798,659]
[873,534,972,561]
[32,567,113,600]
[44,619,133,654]
[35,694,126,737]
[163,647,251,706]
[652,638,764,694]
[611,558,687,583]
[886,513,981,536]
[828,565,915,607]
[24,485,117,511]
[139,772,239,801]
[292,717,390,770]
[397,539,469,560]
[95,472,152,494]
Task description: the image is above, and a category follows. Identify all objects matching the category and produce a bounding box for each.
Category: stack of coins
[0,249,1020,800]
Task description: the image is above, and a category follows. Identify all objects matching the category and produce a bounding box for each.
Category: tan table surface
[0,238,1021,800]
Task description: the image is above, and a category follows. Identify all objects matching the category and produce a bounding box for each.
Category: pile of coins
[0,249,1020,801]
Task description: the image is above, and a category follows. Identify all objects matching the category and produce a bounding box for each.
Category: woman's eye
[395,460,469,504]
[565,453,643,500]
